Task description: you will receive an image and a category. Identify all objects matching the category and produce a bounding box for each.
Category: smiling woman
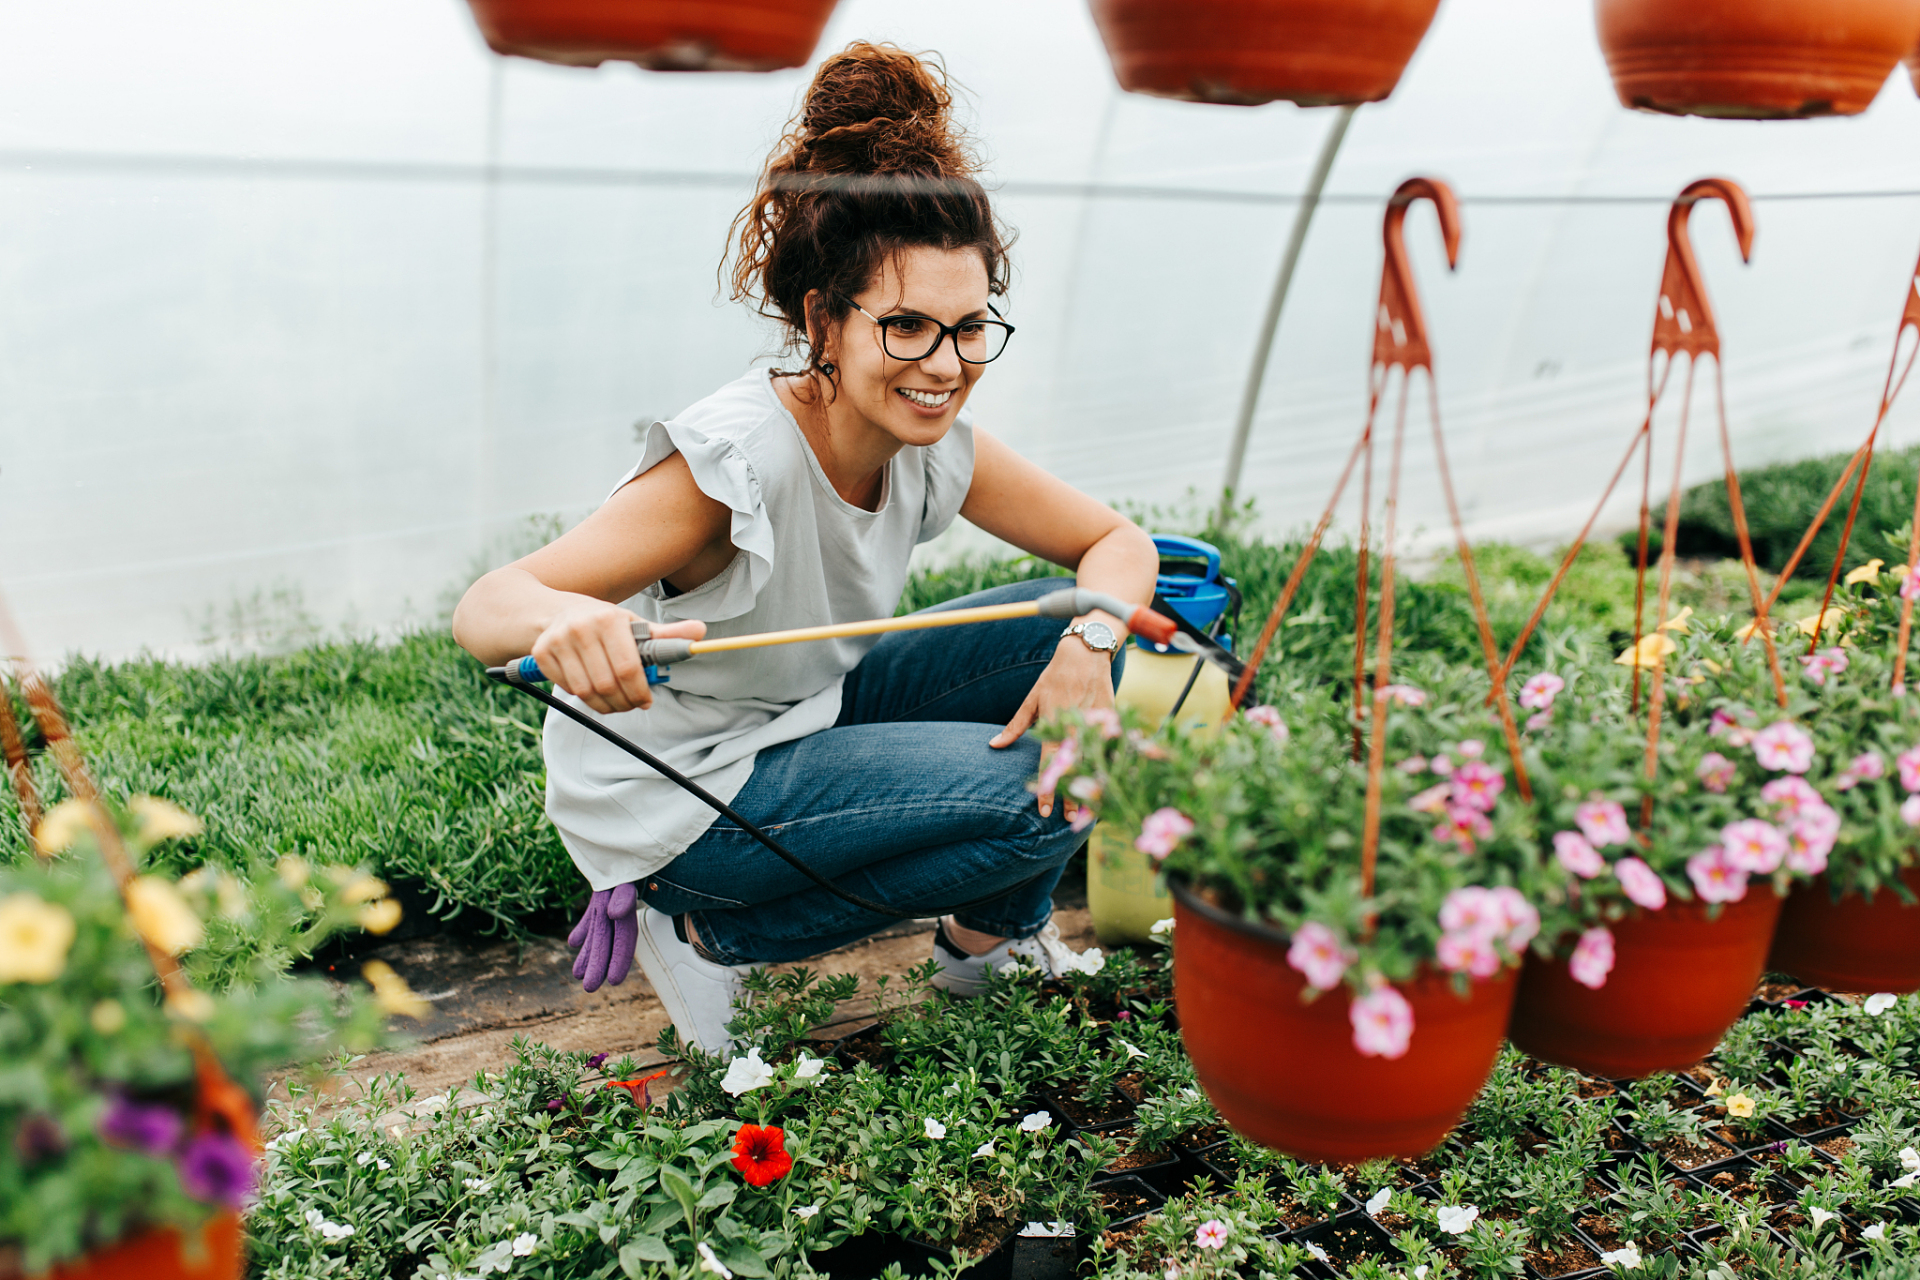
[450,42,1156,1057]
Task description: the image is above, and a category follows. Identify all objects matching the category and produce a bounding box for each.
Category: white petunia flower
[1365,1187,1391,1216]
[512,1233,538,1256]
[792,1053,825,1080]
[1864,1223,1886,1241]
[267,1127,309,1152]
[1865,992,1899,1016]
[1303,1241,1330,1263]
[1149,918,1174,937]
[696,1240,734,1278]
[1020,1110,1052,1132]
[719,1048,776,1097]
[924,1117,947,1140]
[974,1141,995,1158]
[1064,948,1106,976]
[794,1205,820,1220]
[1118,1040,1147,1060]
[304,1209,356,1242]
[1599,1243,1642,1269]
[1436,1204,1479,1235]
[1809,1207,1836,1232]
[463,1177,491,1193]
[1893,1172,1918,1188]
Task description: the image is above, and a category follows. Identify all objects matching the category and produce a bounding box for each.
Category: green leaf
[618,1237,672,1278]
[695,1181,737,1213]
[719,1240,772,1278]
[659,1166,699,1229]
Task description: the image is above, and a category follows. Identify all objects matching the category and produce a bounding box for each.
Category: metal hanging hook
[1651,177,1754,366]
[1374,176,1462,376]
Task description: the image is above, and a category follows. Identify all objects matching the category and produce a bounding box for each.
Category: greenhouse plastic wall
[4,0,1920,662]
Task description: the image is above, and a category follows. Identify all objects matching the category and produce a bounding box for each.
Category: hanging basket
[1087,0,1443,107]
[463,0,842,71]
[47,1214,243,1280]
[1171,881,1517,1163]
[1767,866,1920,994]
[1508,889,1783,1078]
[1594,0,1920,119]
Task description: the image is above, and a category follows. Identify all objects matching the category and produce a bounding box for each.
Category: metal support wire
[1216,105,1357,528]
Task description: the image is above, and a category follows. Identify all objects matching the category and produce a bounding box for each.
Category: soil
[1174,1123,1230,1153]
[1305,1219,1396,1265]
[1680,1063,1724,1092]
[1527,1235,1602,1277]
[1579,1212,1625,1253]
[1782,1106,1856,1136]
[1097,1184,1157,1224]
[1269,1201,1336,1235]
[1574,1076,1620,1100]
[832,1025,894,1072]
[1755,980,1812,1003]
[1114,1070,1148,1105]
[1097,1220,1151,1258]
[945,1213,1017,1260]
[1768,1204,1856,1246]
[1698,1166,1768,1202]
[1655,1134,1736,1171]
[1815,1134,1857,1161]
[1103,1137,1173,1177]
[1051,1088,1131,1129]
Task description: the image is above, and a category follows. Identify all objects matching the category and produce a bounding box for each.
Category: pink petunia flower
[1435,806,1493,850]
[1350,982,1415,1060]
[1457,740,1486,759]
[1838,750,1885,791]
[1408,783,1453,815]
[1752,722,1815,774]
[1242,705,1289,744]
[1380,684,1427,708]
[1553,830,1605,879]
[1430,755,1455,777]
[1719,819,1788,874]
[1035,736,1079,798]
[1903,564,1920,602]
[1899,747,1920,793]
[1519,672,1565,711]
[1759,776,1822,819]
[1439,887,1500,938]
[1134,808,1194,859]
[1082,708,1123,739]
[1194,1220,1228,1251]
[1785,821,1832,876]
[1449,762,1505,813]
[1710,708,1756,746]
[1901,794,1920,828]
[1614,857,1668,911]
[1801,647,1849,686]
[1687,846,1749,903]
[1488,885,1540,951]
[1437,929,1502,978]
[1398,756,1429,774]
[1568,926,1616,990]
[1696,752,1737,794]
[1526,711,1554,732]
[1287,921,1354,991]
[1575,799,1632,848]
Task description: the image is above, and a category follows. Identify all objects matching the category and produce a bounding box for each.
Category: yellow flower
[1614,633,1677,669]
[1658,606,1694,633]
[165,988,216,1022]
[362,960,431,1020]
[1845,558,1885,586]
[125,876,204,956]
[275,856,310,890]
[1794,607,1845,637]
[358,898,403,935]
[1703,1076,1727,1098]
[128,796,203,844]
[32,799,95,856]
[1734,618,1766,641]
[1701,659,1724,675]
[178,866,248,920]
[339,872,388,905]
[90,999,127,1034]
[0,893,76,983]
[1726,1093,1755,1119]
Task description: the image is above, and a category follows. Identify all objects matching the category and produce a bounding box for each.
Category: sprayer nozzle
[1128,607,1178,646]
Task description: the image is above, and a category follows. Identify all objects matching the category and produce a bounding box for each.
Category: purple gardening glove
[568,883,639,993]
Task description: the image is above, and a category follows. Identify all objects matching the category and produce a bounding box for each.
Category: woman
[453,43,1155,1055]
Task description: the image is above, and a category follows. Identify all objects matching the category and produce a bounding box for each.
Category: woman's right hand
[530,598,708,714]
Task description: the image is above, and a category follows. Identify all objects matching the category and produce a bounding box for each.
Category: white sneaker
[630,906,753,1055]
[929,917,1090,997]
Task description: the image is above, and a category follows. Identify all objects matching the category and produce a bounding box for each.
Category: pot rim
[1168,874,1294,947]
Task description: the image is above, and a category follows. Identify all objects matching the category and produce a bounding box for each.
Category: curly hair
[725,42,1014,388]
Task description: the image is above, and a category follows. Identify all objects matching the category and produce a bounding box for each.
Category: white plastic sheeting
[5,0,1920,662]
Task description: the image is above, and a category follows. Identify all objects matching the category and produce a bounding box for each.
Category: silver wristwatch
[1061,620,1121,658]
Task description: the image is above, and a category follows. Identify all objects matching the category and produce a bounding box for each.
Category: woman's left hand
[988,630,1118,817]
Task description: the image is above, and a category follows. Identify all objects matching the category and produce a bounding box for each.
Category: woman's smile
[896,386,956,413]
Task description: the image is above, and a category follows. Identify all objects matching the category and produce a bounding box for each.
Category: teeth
[899,388,953,409]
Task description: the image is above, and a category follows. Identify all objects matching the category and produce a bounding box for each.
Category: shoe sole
[632,911,731,1055]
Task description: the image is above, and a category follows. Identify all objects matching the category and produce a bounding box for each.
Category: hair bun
[794,42,971,179]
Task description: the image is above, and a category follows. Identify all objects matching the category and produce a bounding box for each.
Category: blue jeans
[637,578,1122,966]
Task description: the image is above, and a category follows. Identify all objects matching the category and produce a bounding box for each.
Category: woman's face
[821,244,992,450]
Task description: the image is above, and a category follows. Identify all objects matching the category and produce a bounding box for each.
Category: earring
[819,360,837,376]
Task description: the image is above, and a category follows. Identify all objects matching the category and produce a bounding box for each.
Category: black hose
[490,671,1046,922]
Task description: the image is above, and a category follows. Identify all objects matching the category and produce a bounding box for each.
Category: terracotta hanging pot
[464,0,842,71]
[1088,0,1443,107]
[1172,881,1516,1163]
[1509,889,1782,1079]
[1595,0,1920,119]
[1767,866,1920,994]
[48,1213,243,1280]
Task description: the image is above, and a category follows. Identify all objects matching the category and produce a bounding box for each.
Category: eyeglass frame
[837,295,1016,365]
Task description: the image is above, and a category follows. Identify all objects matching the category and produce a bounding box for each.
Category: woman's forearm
[1071,522,1159,634]
[452,567,589,667]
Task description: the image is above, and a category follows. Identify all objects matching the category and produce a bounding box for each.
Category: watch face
[1080,621,1118,651]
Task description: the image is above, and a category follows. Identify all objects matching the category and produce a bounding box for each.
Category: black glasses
[841,297,1015,365]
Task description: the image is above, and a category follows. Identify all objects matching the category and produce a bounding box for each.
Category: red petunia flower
[604,1070,670,1108]
[730,1123,792,1186]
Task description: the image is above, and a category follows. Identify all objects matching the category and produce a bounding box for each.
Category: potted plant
[461,0,843,71]
[1046,669,1541,1163]
[1595,0,1920,118]
[1501,617,1839,1077]
[1087,0,1443,106]
[1761,570,1920,992]
[1,798,391,1277]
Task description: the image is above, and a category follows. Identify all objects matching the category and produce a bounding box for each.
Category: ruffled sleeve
[617,417,775,624]
[917,404,977,544]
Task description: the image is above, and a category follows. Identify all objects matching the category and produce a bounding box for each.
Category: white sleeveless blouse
[543,368,977,889]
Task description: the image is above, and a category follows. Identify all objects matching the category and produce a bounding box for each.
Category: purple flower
[99,1095,184,1156]
[176,1132,257,1208]
[585,1052,610,1070]
[545,1098,564,1112]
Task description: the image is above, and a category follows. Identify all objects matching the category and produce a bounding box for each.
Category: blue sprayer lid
[1138,534,1235,653]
